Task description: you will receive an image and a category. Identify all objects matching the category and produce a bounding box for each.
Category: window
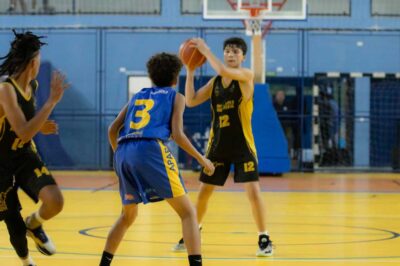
[308,0,350,16]
[372,0,400,16]
[182,0,202,14]
[77,0,161,15]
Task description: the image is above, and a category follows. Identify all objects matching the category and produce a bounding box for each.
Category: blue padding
[253,84,290,173]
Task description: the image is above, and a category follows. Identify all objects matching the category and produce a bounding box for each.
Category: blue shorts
[114,139,187,205]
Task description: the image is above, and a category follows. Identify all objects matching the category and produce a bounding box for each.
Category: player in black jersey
[173,37,273,256]
[0,30,68,264]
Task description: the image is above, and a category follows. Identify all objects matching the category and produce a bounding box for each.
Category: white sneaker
[26,225,56,256]
[21,255,36,266]
[256,235,273,257]
[172,226,202,252]
[172,238,187,252]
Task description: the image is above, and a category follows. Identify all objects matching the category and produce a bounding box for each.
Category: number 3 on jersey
[130,99,154,130]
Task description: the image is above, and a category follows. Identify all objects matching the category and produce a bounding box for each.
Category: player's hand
[40,120,58,135]
[201,157,215,176]
[49,71,69,105]
[190,38,210,55]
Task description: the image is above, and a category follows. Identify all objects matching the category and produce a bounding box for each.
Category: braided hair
[0,30,46,77]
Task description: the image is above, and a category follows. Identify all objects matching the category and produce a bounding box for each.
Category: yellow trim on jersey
[157,140,186,197]
[31,139,38,154]
[0,115,6,142]
[205,77,218,157]
[208,76,217,98]
[205,104,215,157]
[33,80,39,91]
[238,97,258,160]
[9,78,32,101]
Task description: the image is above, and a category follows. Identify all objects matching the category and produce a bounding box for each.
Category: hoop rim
[241,6,268,17]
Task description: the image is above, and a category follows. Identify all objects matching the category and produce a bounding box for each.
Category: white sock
[34,212,46,224]
[20,255,35,266]
[259,231,269,236]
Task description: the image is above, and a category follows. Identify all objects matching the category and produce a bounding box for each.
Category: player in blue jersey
[99,52,215,266]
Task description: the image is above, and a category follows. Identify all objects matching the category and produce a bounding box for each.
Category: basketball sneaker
[256,234,273,257]
[172,225,202,252]
[21,255,36,266]
[172,237,186,252]
[26,223,56,256]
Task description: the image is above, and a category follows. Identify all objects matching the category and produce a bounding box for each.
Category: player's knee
[247,189,262,203]
[50,192,64,213]
[198,185,214,200]
[39,186,64,213]
[121,207,137,226]
[178,205,197,221]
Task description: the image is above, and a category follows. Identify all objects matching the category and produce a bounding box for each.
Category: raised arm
[108,104,128,152]
[171,93,215,175]
[185,67,214,107]
[191,38,254,82]
[0,71,67,143]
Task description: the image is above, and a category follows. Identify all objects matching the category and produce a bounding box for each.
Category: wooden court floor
[1,171,400,266]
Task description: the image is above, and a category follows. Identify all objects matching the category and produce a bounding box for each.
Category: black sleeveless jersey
[0,78,37,163]
[206,76,257,162]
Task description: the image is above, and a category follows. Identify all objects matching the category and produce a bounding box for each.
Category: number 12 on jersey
[219,114,230,128]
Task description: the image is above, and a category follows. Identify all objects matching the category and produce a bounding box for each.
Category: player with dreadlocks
[0,30,68,265]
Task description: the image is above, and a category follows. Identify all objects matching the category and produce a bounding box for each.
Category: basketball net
[245,19,262,36]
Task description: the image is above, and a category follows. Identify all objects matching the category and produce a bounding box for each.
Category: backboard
[203,0,306,20]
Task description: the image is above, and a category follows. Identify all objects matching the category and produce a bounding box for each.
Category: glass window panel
[372,0,400,16]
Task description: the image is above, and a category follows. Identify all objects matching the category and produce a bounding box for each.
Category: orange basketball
[179,39,206,70]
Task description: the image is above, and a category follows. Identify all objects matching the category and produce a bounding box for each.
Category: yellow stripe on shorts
[157,140,185,197]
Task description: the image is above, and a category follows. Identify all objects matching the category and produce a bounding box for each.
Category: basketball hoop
[203,0,307,84]
[241,5,267,36]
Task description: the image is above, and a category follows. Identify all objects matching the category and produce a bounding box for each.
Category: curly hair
[0,30,46,77]
[223,37,247,56]
[146,52,183,87]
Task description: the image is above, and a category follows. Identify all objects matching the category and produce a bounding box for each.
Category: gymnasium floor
[0,171,399,266]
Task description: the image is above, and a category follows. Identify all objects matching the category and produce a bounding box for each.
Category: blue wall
[0,0,399,169]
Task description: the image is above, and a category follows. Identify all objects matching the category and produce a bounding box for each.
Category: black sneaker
[26,225,56,256]
[256,234,273,257]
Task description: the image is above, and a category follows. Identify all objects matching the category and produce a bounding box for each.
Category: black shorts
[200,157,259,186]
[12,151,57,203]
[0,170,21,221]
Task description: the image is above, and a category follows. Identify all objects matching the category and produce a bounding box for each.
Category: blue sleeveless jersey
[118,87,176,142]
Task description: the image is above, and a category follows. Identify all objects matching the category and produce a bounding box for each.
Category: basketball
[179,39,206,70]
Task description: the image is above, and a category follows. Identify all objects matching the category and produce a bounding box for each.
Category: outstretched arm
[185,67,213,107]
[108,104,128,152]
[171,93,215,175]
[0,71,67,143]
